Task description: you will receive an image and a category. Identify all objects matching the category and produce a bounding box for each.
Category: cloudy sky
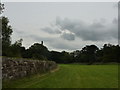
[3,2,118,52]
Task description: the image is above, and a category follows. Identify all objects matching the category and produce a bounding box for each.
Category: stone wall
[2,57,57,80]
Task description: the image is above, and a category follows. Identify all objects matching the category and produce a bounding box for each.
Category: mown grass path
[3,64,118,88]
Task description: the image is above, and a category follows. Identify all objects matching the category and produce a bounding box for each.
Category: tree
[69,50,80,63]
[50,51,62,63]
[0,3,4,14]
[2,17,13,56]
[81,45,99,64]
[26,43,50,60]
[60,51,73,63]
[0,3,4,56]
[9,39,23,57]
[101,44,120,63]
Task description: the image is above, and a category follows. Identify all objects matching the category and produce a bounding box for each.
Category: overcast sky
[3,2,118,52]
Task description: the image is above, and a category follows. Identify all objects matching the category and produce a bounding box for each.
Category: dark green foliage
[1,16,25,58]
[61,51,73,63]
[100,44,119,63]
[1,16,13,56]
[50,51,62,63]
[25,43,50,60]
[2,17,12,45]
[81,45,99,64]
[9,39,23,57]
[50,51,73,63]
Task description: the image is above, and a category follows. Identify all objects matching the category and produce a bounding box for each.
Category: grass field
[3,64,118,88]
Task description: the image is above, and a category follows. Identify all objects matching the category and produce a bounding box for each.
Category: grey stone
[2,57,57,80]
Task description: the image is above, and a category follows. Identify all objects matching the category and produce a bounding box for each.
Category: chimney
[41,41,43,45]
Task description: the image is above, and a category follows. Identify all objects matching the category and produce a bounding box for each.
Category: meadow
[3,64,118,88]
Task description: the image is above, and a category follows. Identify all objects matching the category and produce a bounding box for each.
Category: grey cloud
[14,28,25,35]
[42,27,55,34]
[113,3,118,8]
[41,17,77,41]
[90,22,105,28]
[27,34,77,50]
[49,40,78,50]
[28,34,55,42]
[112,18,118,24]
[56,17,84,30]
[41,26,61,34]
[61,32,75,41]
[51,43,72,50]
[55,17,118,41]
[41,17,117,41]
[14,30,55,43]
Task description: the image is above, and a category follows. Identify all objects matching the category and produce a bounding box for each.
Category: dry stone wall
[2,57,57,80]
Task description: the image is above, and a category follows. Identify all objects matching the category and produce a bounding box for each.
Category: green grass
[3,64,118,88]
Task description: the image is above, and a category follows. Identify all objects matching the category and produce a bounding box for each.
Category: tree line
[1,16,119,64]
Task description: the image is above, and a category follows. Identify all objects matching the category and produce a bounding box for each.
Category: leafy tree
[72,50,81,62]
[50,51,62,63]
[20,46,26,58]
[61,51,73,63]
[50,51,65,63]
[9,39,23,57]
[80,45,99,64]
[26,43,50,60]
[2,17,13,56]
[96,49,103,62]
[101,44,120,63]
